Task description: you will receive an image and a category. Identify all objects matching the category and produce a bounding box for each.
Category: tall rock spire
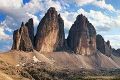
[67,14,96,55]
[34,7,65,52]
[11,19,34,52]
[25,18,34,46]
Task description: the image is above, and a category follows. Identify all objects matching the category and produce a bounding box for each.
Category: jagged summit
[76,14,87,21]
[47,7,56,13]
[43,7,58,21]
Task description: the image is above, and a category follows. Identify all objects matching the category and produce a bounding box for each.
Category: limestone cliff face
[96,34,112,56]
[67,14,96,55]
[34,7,65,52]
[12,19,34,51]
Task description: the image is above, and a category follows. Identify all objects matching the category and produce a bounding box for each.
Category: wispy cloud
[72,0,115,11]
[93,0,115,11]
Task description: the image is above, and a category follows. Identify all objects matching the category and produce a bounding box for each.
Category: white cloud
[0,0,22,9]
[0,26,11,40]
[61,11,76,29]
[74,0,95,6]
[0,0,41,32]
[93,0,115,11]
[73,0,115,11]
[22,0,41,14]
[46,0,62,11]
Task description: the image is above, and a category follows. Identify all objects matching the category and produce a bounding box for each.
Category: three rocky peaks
[12,7,112,56]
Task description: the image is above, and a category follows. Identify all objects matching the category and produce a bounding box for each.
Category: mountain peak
[48,7,56,12]
[76,14,87,20]
[47,7,57,15]
[34,7,65,52]
[21,22,24,27]
[67,14,96,55]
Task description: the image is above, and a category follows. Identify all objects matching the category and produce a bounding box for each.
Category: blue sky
[0,0,120,52]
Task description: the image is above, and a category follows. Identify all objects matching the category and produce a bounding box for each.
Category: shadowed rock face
[96,35,112,56]
[12,20,34,52]
[34,7,65,52]
[25,18,34,46]
[96,35,105,54]
[67,14,96,55]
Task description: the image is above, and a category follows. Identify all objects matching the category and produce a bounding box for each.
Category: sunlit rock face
[34,7,65,52]
[96,34,112,56]
[67,14,96,55]
[12,20,34,52]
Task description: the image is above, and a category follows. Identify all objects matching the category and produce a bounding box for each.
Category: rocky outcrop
[12,19,34,52]
[96,34,112,56]
[67,14,96,55]
[34,7,65,52]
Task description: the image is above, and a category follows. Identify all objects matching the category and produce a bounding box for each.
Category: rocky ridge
[12,7,114,56]
[96,34,112,57]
